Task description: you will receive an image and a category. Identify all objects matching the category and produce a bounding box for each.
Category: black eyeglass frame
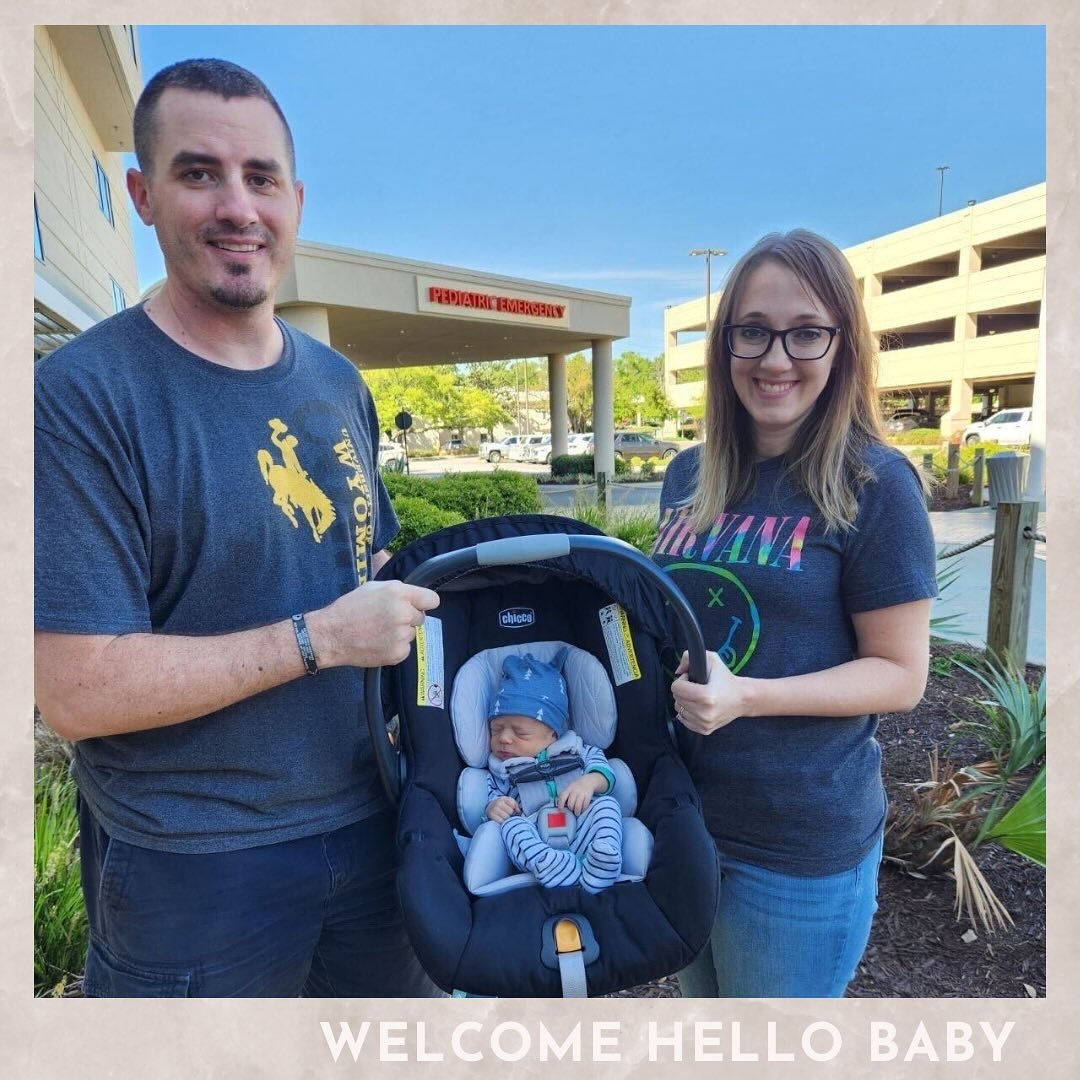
[723,324,842,361]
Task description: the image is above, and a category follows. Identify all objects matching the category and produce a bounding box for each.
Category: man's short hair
[133,58,296,178]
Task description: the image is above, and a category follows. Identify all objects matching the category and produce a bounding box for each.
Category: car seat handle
[476,535,572,565]
[367,532,710,804]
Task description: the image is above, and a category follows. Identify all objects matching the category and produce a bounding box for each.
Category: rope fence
[938,526,1046,560]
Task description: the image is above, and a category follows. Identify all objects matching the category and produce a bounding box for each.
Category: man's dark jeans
[77,796,438,997]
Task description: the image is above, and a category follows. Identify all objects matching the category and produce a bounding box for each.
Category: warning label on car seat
[415,616,445,708]
[598,603,641,685]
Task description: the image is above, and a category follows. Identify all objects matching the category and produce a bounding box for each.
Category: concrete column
[943,375,974,439]
[277,303,331,344]
[592,339,615,497]
[547,352,568,459]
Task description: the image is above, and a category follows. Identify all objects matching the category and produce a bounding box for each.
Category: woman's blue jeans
[678,834,883,998]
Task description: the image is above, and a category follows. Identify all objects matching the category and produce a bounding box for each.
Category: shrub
[929,443,1019,486]
[387,472,541,533]
[414,472,542,519]
[380,471,425,500]
[552,453,595,478]
[563,498,659,554]
[388,497,466,552]
[889,428,942,446]
[35,767,87,997]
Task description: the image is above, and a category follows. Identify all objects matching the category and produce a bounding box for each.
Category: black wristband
[292,613,319,676]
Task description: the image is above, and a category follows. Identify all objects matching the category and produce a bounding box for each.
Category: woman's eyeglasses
[724,324,840,361]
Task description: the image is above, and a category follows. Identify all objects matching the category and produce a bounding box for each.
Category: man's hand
[486,796,520,822]
[557,773,608,815]
[306,580,440,669]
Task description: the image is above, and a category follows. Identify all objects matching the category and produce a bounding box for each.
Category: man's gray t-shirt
[35,305,398,853]
[653,443,937,875]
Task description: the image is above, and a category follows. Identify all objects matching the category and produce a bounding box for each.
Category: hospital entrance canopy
[273,240,631,369]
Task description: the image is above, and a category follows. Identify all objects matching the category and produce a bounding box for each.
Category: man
[34,59,441,997]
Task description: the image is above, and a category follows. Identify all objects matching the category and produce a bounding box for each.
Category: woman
[653,229,937,997]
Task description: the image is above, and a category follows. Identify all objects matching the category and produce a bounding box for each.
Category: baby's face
[489,714,557,760]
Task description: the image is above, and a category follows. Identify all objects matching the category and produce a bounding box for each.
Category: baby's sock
[581,839,621,893]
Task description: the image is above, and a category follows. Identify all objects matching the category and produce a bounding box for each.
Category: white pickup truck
[479,434,545,463]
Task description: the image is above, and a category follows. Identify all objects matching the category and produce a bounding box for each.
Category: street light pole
[936,164,950,216]
[689,248,726,333]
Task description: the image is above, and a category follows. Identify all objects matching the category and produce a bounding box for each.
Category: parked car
[567,433,594,455]
[378,440,406,470]
[515,434,547,462]
[884,409,932,433]
[612,431,679,460]
[525,435,553,465]
[479,434,545,463]
[963,407,1033,446]
[479,435,526,463]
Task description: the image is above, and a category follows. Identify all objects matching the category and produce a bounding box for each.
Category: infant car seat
[366,513,719,997]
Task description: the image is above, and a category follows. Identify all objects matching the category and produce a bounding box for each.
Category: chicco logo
[499,607,536,629]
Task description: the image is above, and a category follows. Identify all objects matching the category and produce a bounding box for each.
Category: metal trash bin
[986,452,1028,507]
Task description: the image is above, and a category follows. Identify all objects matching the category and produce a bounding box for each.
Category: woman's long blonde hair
[689,229,888,534]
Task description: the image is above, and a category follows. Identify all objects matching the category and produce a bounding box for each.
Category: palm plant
[887,655,1046,933]
[953,659,1045,779]
[929,555,965,637]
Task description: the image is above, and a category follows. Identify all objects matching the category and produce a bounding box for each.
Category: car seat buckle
[554,918,582,955]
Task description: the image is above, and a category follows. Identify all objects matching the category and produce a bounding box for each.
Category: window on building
[94,155,114,226]
[978,228,1045,271]
[674,367,706,384]
[879,253,960,295]
[877,318,955,351]
[110,277,127,313]
[34,196,44,262]
[974,301,1041,337]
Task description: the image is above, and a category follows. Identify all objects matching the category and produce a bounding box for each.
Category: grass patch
[35,766,87,997]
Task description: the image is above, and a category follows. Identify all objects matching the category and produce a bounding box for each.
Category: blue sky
[128,24,1045,358]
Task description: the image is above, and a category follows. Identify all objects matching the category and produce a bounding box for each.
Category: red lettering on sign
[429,288,565,319]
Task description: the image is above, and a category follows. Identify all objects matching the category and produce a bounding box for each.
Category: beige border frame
[5,6,1076,1078]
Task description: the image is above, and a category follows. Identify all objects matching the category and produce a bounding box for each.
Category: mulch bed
[927,482,980,513]
[615,641,1045,999]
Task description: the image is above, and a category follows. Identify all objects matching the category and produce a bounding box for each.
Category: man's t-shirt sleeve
[35,424,152,634]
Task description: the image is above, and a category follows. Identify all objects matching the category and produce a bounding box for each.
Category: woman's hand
[671,650,748,735]
[486,796,521,822]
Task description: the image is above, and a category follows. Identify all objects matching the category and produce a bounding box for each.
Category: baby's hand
[486,796,520,822]
[557,774,608,815]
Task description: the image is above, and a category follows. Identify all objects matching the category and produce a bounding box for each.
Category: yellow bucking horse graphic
[257,418,337,543]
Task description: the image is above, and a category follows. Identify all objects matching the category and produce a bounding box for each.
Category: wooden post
[946,442,960,498]
[986,499,1040,668]
[971,448,985,507]
[596,469,608,510]
[921,452,935,486]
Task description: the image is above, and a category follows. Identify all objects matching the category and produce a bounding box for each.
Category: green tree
[613,351,674,427]
[364,366,508,436]
[565,353,593,432]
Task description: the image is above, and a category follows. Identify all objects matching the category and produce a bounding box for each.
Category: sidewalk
[929,504,1046,666]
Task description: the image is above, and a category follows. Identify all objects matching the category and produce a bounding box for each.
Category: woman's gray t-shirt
[653,443,937,875]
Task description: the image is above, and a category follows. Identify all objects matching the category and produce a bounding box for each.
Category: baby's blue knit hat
[489,649,569,737]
